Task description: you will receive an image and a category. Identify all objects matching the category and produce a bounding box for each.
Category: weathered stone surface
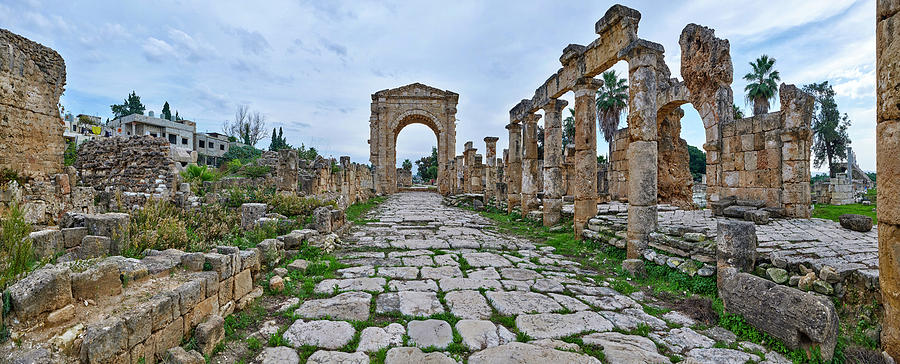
[315,278,386,293]
[307,351,369,364]
[389,279,438,292]
[485,291,562,315]
[283,320,356,350]
[516,311,613,339]
[164,347,205,364]
[356,324,405,353]
[7,265,72,321]
[499,267,543,280]
[547,293,591,311]
[456,320,500,350]
[718,267,839,360]
[582,332,670,364]
[766,267,789,284]
[684,348,753,364]
[437,278,502,291]
[468,342,602,364]
[294,291,372,321]
[70,260,121,300]
[75,235,111,260]
[600,308,668,331]
[652,327,715,354]
[397,291,444,316]
[255,347,300,364]
[839,214,873,232]
[407,320,452,349]
[444,290,493,320]
[80,317,127,364]
[462,252,512,267]
[29,229,62,259]
[195,315,225,356]
[381,266,421,279]
[384,347,455,364]
[241,203,267,230]
[716,221,757,272]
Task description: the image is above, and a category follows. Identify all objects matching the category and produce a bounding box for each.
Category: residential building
[108,113,195,151]
[194,132,231,166]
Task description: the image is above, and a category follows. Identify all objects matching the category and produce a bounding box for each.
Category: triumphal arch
[369,83,459,195]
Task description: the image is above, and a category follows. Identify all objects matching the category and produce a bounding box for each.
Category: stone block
[241,203,267,230]
[716,221,756,273]
[187,295,219,328]
[61,227,88,249]
[718,268,838,360]
[155,316,184,359]
[219,276,234,304]
[743,209,770,225]
[709,197,735,216]
[878,120,900,225]
[180,253,205,271]
[626,205,657,238]
[256,239,284,268]
[84,213,129,255]
[175,279,205,314]
[75,235,111,260]
[163,347,204,364]
[46,303,75,326]
[80,317,127,364]
[194,315,225,356]
[878,9,900,122]
[233,269,252,300]
[839,214,873,232]
[7,264,72,321]
[722,205,756,218]
[626,141,658,206]
[70,260,122,300]
[203,253,232,280]
[150,292,179,331]
[124,303,153,349]
[239,249,261,273]
[29,229,62,259]
[196,271,219,299]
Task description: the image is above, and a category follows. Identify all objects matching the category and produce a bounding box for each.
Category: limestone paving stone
[294,291,372,321]
[500,280,533,291]
[467,342,602,364]
[467,267,501,280]
[383,347,455,364]
[651,327,716,354]
[547,293,591,311]
[314,277,386,294]
[338,266,375,278]
[444,290,493,319]
[685,348,754,364]
[485,291,562,315]
[356,324,405,353]
[256,346,300,364]
[388,279,438,292]
[531,278,565,292]
[462,252,512,267]
[406,320,452,349]
[577,294,640,311]
[600,308,668,331]
[420,266,462,279]
[378,266,419,279]
[438,277,502,291]
[499,267,543,280]
[455,320,500,350]
[398,291,444,316]
[307,351,369,364]
[582,332,670,364]
[515,311,614,339]
[283,320,355,350]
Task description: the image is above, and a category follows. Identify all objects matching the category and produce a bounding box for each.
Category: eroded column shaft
[542,99,567,226]
[521,114,542,215]
[506,123,523,214]
[484,137,499,203]
[573,78,602,238]
[625,46,660,259]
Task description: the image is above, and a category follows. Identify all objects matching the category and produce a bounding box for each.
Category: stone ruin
[0,29,67,179]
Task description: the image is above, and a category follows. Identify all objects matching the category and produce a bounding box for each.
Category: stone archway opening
[394,120,440,187]
[369,83,458,195]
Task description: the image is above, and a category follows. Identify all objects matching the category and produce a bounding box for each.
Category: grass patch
[0,203,37,291]
[812,203,877,225]
[346,196,386,225]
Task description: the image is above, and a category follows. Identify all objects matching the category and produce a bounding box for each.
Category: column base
[543,198,562,227]
[623,259,646,278]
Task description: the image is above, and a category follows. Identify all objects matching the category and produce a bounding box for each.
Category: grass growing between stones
[472,206,863,364]
[0,203,36,292]
[811,203,877,225]
[346,196,387,225]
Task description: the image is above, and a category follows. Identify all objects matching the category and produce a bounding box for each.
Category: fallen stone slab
[294,291,372,321]
[283,320,355,350]
[467,342,601,364]
[581,332,670,364]
[7,264,72,321]
[722,205,757,219]
[839,214,873,232]
[516,311,613,339]
[485,291,562,315]
[384,347,455,364]
[407,320,452,349]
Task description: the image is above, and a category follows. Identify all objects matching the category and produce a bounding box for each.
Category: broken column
[521,113,542,215]
[878,1,900,358]
[573,77,603,239]
[542,99,567,226]
[622,40,662,269]
[463,142,475,193]
[506,123,523,214]
[473,154,484,194]
[484,137,499,203]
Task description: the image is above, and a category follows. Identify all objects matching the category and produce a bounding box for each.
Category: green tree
[222,145,262,164]
[269,127,290,151]
[402,159,412,171]
[161,101,172,121]
[297,144,318,161]
[804,81,851,177]
[732,103,745,119]
[596,70,628,144]
[415,147,439,182]
[597,154,607,165]
[688,145,706,181]
[562,108,576,148]
[743,55,781,115]
[110,91,146,118]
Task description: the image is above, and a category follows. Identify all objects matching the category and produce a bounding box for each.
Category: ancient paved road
[261,192,791,363]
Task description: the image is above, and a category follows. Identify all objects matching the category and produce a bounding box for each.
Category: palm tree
[743,55,781,116]
[596,70,628,145]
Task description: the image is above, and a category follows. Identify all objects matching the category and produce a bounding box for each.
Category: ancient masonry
[0,29,67,179]
[369,83,458,195]
[878,0,900,358]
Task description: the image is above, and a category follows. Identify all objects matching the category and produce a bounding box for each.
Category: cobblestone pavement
[256,192,791,363]
[589,202,879,287]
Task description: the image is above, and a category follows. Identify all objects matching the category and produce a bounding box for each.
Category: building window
[150,133,157,138]
[220,144,225,151]
[209,142,215,149]
[182,138,188,145]
[199,140,205,148]
[168,134,177,144]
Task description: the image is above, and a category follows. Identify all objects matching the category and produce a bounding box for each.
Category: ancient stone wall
[298,156,374,208]
[396,168,412,187]
[0,29,67,179]
[258,149,299,193]
[75,136,179,199]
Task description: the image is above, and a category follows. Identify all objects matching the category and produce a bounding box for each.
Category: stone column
[623,42,662,274]
[506,123,523,214]
[878,2,900,358]
[521,113,542,215]
[542,99,568,226]
[573,78,603,239]
[463,141,476,193]
[455,155,465,194]
[564,144,575,200]
[473,154,484,194]
[484,137,499,202]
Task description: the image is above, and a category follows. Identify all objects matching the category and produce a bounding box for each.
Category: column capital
[542,99,569,113]
[506,123,522,132]
[524,113,543,124]
[484,136,499,144]
[573,77,604,96]
[619,39,664,69]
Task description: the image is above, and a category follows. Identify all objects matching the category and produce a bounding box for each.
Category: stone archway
[369,83,458,195]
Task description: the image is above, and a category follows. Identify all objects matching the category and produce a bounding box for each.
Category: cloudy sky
[2,0,876,174]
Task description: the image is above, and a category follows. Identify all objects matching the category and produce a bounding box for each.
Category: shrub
[222,145,262,164]
[181,164,219,183]
[0,168,25,187]
[64,141,78,166]
[269,194,334,218]
[242,165,271,179]
[0,203,35,290]
[226,159,243,174]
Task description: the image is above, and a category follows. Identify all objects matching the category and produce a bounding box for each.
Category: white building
[108,113,196,151]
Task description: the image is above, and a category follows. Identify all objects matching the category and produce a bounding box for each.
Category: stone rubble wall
[1,243,266,364]
[0,29,67,179]
[396,168,412,187]
[75,136,180,200]
[298,156,375,209]
[1,173,96,225]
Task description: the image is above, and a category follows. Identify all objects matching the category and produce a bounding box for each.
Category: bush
[226,159,244,174]
[269,194,334,218]
[1,204,35,290]
[0,168,25,186]
[64,141,78,166]
[222,145,262,164]
[181,164,219,183]
[242,165,271,179]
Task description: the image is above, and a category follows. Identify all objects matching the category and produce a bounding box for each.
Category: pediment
[374,83,457,99]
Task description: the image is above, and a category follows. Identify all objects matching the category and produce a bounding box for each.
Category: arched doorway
[369,83,458,195]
